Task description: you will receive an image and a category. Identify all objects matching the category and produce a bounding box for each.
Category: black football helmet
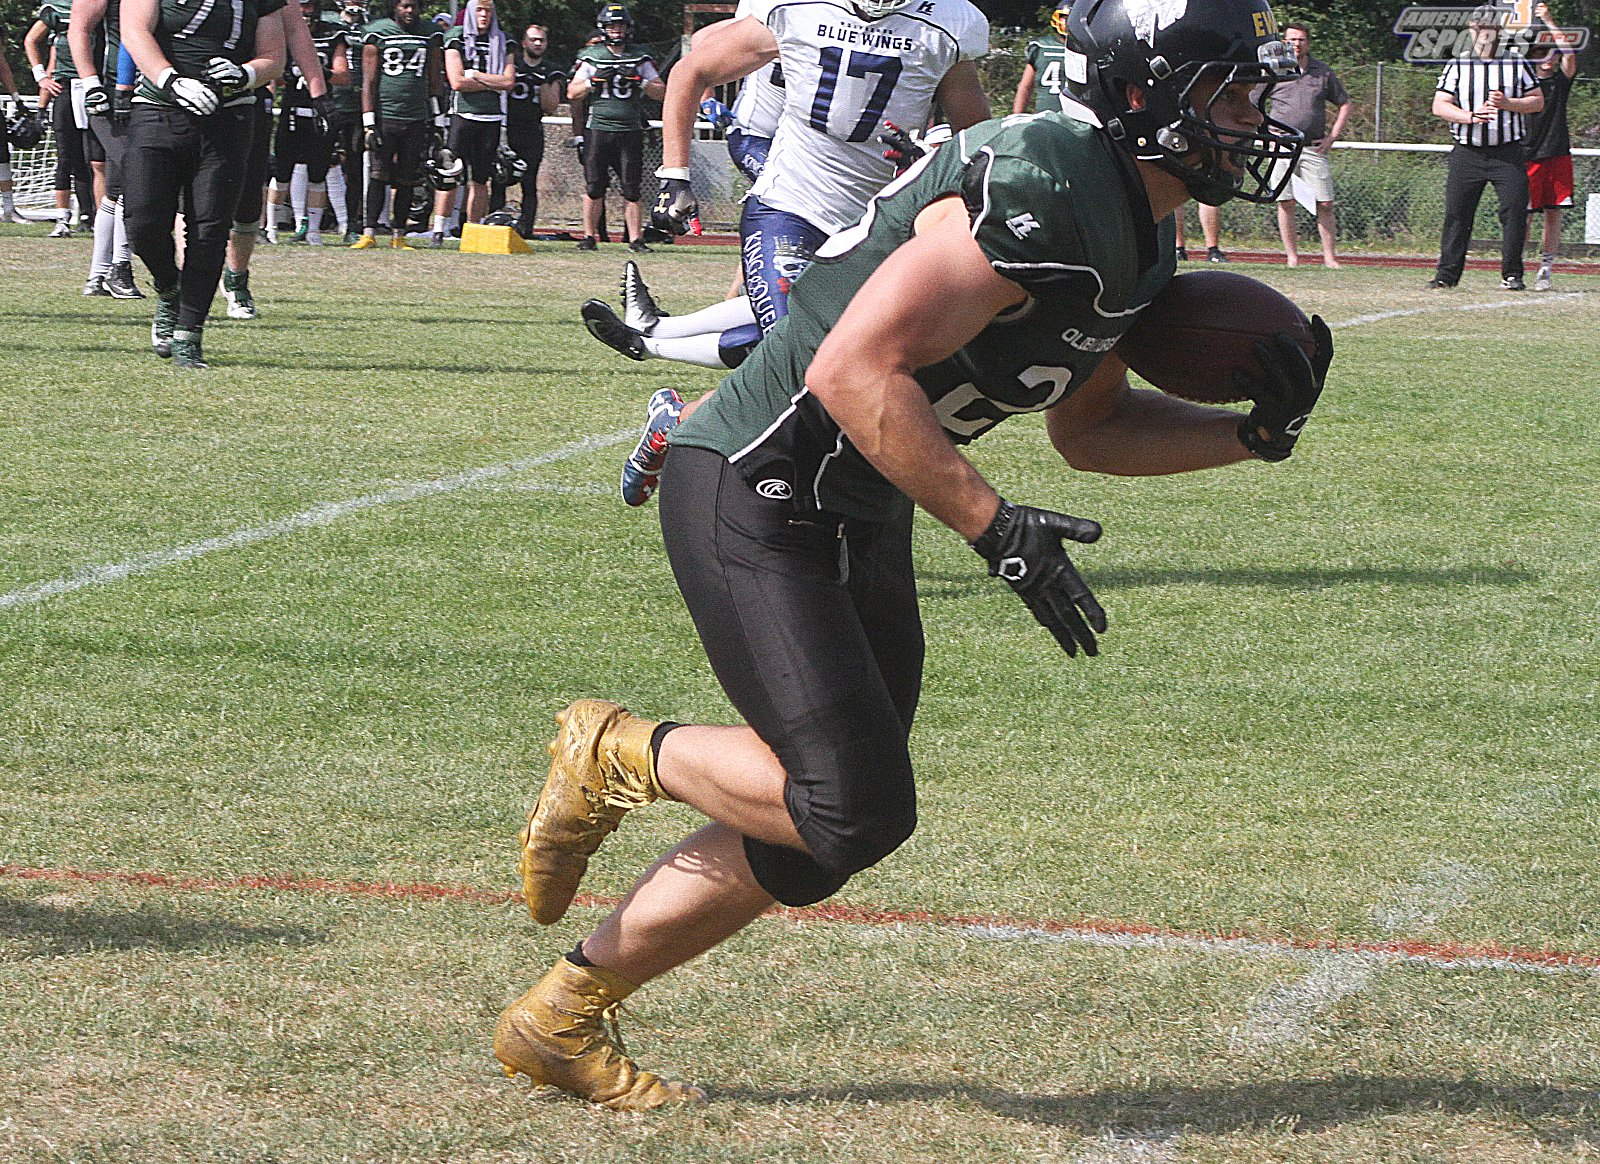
[1064,0,1303,205]
[1050,1,1072,38]
[6,110,46,150]
[493,144,527,186]
[425,141,465,190]
[596,3,632,44]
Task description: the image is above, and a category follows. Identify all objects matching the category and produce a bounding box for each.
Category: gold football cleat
[349,234,377,249]
[389,233,414,249]
[518,699,666,925]
[495,958,705,1111]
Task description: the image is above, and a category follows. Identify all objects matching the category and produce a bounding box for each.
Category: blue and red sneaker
[620,387,684,507]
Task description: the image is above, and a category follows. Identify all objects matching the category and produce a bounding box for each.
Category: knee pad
[619,181,642,203]
[231,220,259,238]
[584,178,609,199]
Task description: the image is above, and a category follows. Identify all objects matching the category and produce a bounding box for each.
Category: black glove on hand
[971,499,1106,658]
[365,124,384,151]
[878,120,925,174]
[112,89,133,124]
[651,176,698,236]
[1234,314,1333,462]
[83,81,111,117]
[312,92,335,136]
[589,63,618,86]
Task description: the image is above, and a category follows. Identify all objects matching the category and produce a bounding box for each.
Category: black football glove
[82,80,111,118]
[1233,314,1333,462]
[312,92,335,136]
[878,120,925,175]
[651,174,699,236]
[112,89,133,125]
[971,499,1106,658]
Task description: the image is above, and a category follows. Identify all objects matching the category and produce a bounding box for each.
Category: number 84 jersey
[747,0,987,236]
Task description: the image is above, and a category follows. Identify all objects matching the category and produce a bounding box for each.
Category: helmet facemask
[1143,45,1304,205]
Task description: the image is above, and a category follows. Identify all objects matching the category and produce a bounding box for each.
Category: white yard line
[0,430,634,611]
[1328,292,1584,329]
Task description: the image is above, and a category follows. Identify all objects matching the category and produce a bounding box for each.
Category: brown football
[1115,271,1315,404]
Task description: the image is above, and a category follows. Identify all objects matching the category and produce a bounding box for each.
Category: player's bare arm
[1045,358,1256,477]
[1012,61,1036,115]
[362,42,379,113]
[66,0,108,89]
[806,195,1026,543]
[657,16,777,172]
[24,19,60,100]
[280,1,327,99]
[932,60,991,133]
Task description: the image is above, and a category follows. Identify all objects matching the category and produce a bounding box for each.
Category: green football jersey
[673,112,1178,522]
[133,0,288,109]
[281,18,340,108]
[1024,34,1068,114]
[442,24,505,119]
[37,1,78,81]
[574,43,655,132]
[332,20,362,114]
[363,16,440,123]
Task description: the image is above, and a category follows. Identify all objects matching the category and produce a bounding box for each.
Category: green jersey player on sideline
[496,0,1334,1113]
[566,3,663,251]
[1014,1,1071,114]
[353,0,444,249]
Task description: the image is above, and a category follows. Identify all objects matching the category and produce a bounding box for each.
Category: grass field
[2,225,1598,1163]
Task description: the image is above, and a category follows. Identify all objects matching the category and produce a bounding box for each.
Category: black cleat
[580,299,646,361]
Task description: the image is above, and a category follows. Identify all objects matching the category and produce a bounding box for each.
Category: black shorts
[231,96,274,224]
[659,445,925,907]
[371,118,431,187]
[51,96,91,190]
[448,116,499,183]
[272,108,335,182]
[582,126,642,201]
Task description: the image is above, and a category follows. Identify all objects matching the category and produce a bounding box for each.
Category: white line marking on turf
[958,922,1597,977]
[0,430,634,611]
[1330,292,1584,329]
[1229,954,1374,1050]
[1370,860,1490,934]
[1070,1132,1179,1163]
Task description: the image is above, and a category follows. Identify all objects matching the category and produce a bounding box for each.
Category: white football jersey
[730,0,785,138]
[746,0,988,234]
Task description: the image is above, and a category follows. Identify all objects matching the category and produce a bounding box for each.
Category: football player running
[121,0,287,367]
[497,0,1332,1112]
[583,0,989,505]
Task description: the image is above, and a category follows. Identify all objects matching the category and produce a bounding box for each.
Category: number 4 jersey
[746,0,988,235]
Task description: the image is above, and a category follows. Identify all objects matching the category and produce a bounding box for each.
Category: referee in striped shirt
[1427,6,1543,290]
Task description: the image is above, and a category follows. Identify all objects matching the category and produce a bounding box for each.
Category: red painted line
[4,863,1596,972]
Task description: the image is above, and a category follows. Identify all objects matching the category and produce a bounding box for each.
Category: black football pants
[1435,142,1529,285]
[659,446,925,907]
[123,103,253,330]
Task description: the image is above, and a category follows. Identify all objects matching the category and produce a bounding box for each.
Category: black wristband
[1237,418,1294,463]
[970,499,1016,560]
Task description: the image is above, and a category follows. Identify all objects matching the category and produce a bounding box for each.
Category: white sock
[306,183,327,243]
[57,206,71,224]
[290,164,309,229]
[642,332,728,368]
[113,198,131,264]
[265,182,282,239]
[326,167,348,234]
[646,295,757,339]
[91,196,116,279]
[431,213,448,234]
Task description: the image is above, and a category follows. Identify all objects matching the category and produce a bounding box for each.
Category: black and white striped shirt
[1437,54,1539,146]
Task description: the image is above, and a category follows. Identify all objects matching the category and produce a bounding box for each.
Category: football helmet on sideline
[493,144,527,186]
[426,142,465,190]
[1063,0,1303,205]
[6,110,46,150]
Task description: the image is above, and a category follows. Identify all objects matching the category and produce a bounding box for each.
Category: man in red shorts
[1524,2,1577,291]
